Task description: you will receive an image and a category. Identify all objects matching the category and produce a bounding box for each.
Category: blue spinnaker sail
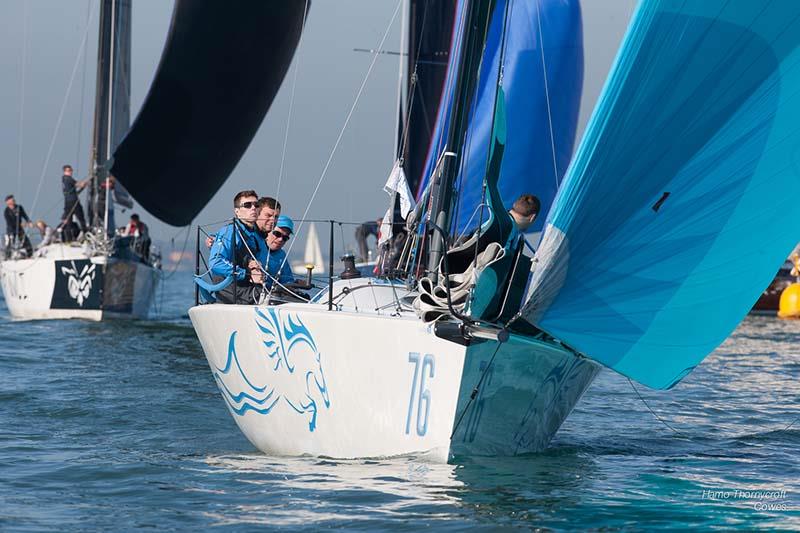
[523,0,800,389]
[416,0,583,235]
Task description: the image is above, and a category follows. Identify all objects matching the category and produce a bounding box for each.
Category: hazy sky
[0,0,636,256]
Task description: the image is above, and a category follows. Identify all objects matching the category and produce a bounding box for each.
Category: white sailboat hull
[189,290,599,462]
[0,244,159,321]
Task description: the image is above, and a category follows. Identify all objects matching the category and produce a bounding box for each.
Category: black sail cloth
[111,1,308,226]
[403,1,457,195]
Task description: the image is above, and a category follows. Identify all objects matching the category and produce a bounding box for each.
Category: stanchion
[328,220,334,311]
[194,225,200,306]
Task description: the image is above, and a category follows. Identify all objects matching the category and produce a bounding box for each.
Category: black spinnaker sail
[111,1,308,226]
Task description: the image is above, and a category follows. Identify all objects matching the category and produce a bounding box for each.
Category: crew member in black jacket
[61,164,88,236]
[3,194,32,257]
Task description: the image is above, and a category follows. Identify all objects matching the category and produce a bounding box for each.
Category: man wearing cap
[263,214,296,289]
[3,195,33,257]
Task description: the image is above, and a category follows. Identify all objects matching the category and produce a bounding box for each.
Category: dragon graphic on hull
[214,308,330,431]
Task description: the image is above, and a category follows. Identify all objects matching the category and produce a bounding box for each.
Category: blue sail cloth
[416,0,583,235]
[453,0,583,234]
[523,0,800,389]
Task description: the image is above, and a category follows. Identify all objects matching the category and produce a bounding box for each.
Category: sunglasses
[271,230,291,242]
[237,201,258,209]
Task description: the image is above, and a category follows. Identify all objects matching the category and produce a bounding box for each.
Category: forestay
[523,0,800,389]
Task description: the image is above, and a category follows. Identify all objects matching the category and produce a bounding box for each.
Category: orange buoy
[778,282,800,318]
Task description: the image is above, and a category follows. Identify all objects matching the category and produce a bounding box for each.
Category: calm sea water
[1,275,798,531]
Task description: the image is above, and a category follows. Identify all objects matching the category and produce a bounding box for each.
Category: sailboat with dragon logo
[187,0,800,461]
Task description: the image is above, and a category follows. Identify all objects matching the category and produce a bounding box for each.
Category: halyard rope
[30,1,98,216]
[276,0,310,203]
[273,0,404,286]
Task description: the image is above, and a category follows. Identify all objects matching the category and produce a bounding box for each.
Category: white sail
[304,223,325,271]
[292,223,325,275]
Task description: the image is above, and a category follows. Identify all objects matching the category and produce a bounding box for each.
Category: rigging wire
[161,224,193,281]
[17,2,28,200]
[431,4,465,168]
[75,0,93,174]
[628,378,799,446]
[264,0,404,302]
[393,0,408,162]
[396,0,430,164]
[450,339,504,438]
[15,2,29,238]
[102,0,118,236]
[278,0,404,270]
[276,0,310,202]
[445,0,536,422]
[414,1,465,226]
[30,1,99,217]
[536,0,561,189]
[463,0,513,275]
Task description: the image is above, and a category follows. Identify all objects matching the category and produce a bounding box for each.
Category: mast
[425,0,495,276]
[89,0,131,232]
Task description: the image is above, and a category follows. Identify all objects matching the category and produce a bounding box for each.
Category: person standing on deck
[61,165,89,236]
[4,195,33,257]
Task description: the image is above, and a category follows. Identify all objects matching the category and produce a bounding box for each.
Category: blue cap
[276,215,294,234]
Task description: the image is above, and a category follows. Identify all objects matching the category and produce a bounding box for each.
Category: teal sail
[522,0,800,389]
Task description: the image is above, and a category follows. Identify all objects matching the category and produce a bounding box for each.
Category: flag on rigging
[379,160,415,246]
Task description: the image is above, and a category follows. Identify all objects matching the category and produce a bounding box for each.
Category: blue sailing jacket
[264,248,294,288]
[209,220,264,281]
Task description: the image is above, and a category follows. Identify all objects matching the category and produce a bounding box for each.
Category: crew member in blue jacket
[263,215,296,290]
[209,190,266,304]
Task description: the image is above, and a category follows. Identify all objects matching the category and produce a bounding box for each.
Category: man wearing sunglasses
[263,215,296,290]
[204,196,281,248]
[209,190,266,304]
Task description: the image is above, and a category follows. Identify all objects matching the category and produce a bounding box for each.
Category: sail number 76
[406,352,435,436]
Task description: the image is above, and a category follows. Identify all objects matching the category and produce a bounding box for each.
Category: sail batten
[111,1,308,226]
[521,0,800,389]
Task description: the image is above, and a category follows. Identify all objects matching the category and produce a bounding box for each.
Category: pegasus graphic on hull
[214,308,330,431]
